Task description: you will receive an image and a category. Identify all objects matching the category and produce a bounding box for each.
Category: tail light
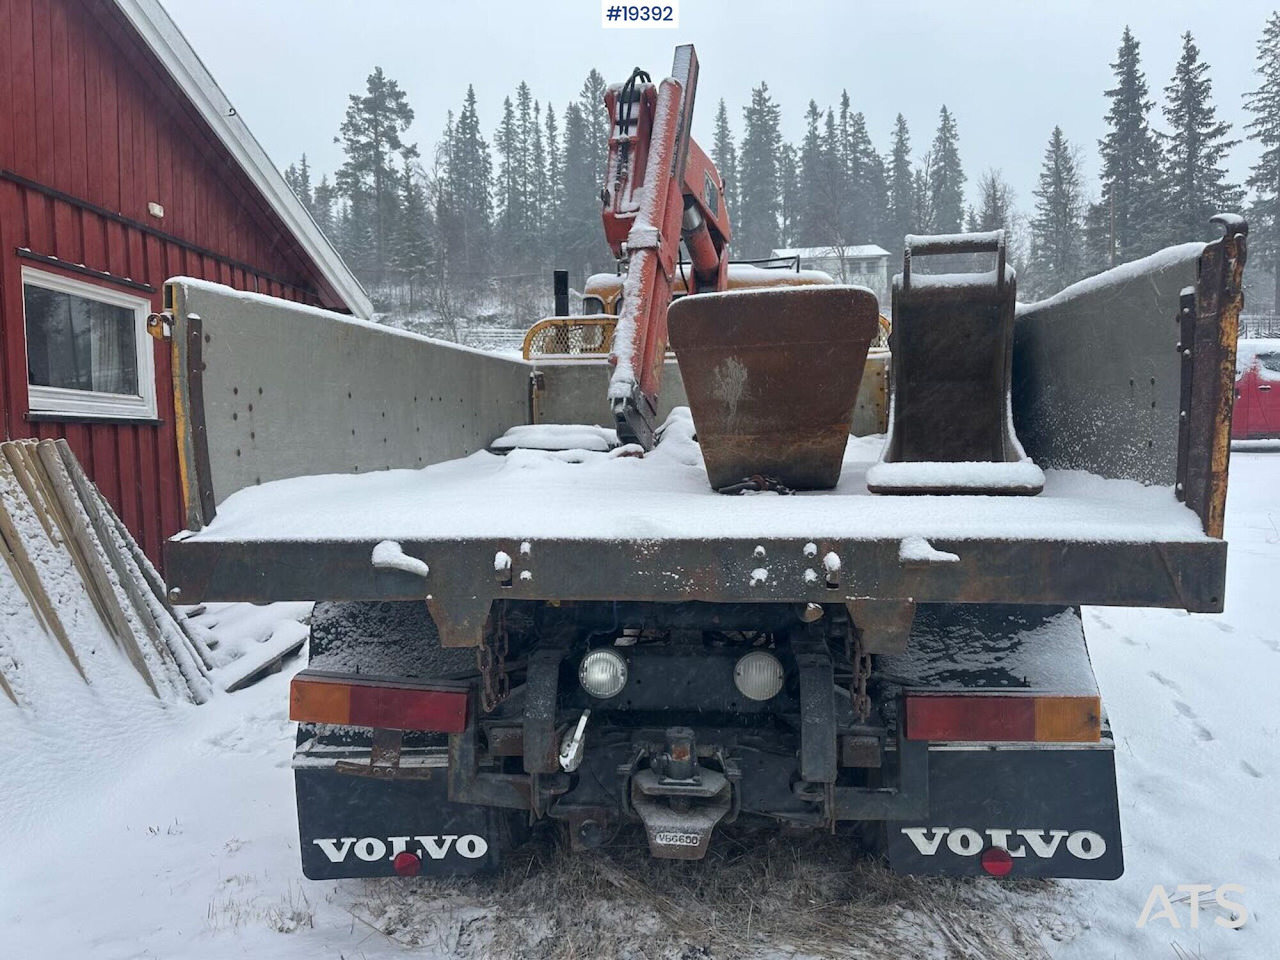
[904,693,1101,743]
[289,670,468,733]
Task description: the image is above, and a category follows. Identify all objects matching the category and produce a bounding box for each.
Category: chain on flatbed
[477,605,511,713]
[847,629,872,722]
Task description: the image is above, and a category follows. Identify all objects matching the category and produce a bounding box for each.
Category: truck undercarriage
[291,598,1121,880]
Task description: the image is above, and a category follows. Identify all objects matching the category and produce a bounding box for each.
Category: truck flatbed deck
[166,411,1225,646]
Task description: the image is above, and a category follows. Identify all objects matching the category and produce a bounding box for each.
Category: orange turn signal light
[289,670,469,733]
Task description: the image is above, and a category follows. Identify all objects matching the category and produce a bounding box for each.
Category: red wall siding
[0,0,343,567]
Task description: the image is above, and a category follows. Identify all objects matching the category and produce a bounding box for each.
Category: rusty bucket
[667,285,880,490]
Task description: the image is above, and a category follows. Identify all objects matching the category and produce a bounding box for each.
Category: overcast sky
[160,0,1268,222]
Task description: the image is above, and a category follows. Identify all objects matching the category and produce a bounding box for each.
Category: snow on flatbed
[193,408,1206,546]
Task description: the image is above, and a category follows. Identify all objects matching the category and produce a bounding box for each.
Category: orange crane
[600,45,731,448]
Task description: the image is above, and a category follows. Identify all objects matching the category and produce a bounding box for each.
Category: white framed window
[22,267,157,420]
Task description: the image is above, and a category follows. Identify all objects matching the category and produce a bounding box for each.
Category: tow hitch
[629,727,735,860]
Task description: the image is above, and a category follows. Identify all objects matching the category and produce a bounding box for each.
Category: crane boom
[601,44,731,448]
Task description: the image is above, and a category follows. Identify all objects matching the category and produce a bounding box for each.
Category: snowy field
[1,450,1277,959]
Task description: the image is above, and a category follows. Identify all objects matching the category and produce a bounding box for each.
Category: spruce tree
[336,67,418,285]
[737,82,783,258]
[1096,28,1166,264]
[578,69,610,191]
[797,100,830,245]
[1163,32,1243,244]
[835,95,887,246]
[516,82,537,257]
[911,156,933,237]
[885,114,914,253]
[559,101,606,276]
[532,101,548,246]
[494,95,520,262]
[927,106,965,233]
[442,85,493,285]
[544,102,562,228]
[974,169,1015,234]
[313,174,336,238]
[1245,12,1280,307]
[391,165,433,309]
[1029,126,1086,297]
[712,99,739,217]
[778,143,801,249]
[284,154,314,214]
[822,109,855,255]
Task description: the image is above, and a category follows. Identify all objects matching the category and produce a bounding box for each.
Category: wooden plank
[0,450,86,681]
[0,0,15,170]
[44,440,206,700]
[0,442,56,540]
[90,424,118,510]
[155,115,173,233]
[48,0,77,258]
[6,439,120,660]
[116,422,141,539]
[95,472,214,673]
[31,440,161,696]
[65,0,90,201]
[116,56,136,220]
[0,180,27,437]
[8,0,37,176]
[30,0,55,186]
[221,623,307,693]
[82,10,104,211]
[126,68,147,280]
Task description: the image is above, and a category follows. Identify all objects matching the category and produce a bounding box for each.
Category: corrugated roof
[111,0,373,320]
[772,245,891,260]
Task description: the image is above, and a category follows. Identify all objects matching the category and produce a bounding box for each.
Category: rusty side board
[166,535,1228,647]
[1177,216,1246,538]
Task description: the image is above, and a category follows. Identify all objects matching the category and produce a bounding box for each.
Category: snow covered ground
[1,451,1276,959]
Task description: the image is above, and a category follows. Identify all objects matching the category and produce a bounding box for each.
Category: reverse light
[579,649,628,699]
[289,670,468,733]
[733,650,785,701]
[904,693,1101,743]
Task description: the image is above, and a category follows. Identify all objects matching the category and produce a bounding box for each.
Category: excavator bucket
[668,285,880,490]
[867,231,1044,496]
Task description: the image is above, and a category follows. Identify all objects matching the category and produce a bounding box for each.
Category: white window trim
[21,267,158,421]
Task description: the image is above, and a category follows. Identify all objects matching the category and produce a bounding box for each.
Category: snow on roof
[772,245,891,260]
[111,0,374,320]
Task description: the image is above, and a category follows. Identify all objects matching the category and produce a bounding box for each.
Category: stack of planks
[0,438,213,707]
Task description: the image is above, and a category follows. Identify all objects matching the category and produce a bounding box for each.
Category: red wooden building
[0,0,370,566]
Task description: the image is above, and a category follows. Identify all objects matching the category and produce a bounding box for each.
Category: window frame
[21,267,158,421]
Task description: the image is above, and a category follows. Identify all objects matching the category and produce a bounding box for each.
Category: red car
[1234,338,1280,440]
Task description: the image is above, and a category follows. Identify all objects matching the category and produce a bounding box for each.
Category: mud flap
[296,766,506,879]
[886,747,1123,880]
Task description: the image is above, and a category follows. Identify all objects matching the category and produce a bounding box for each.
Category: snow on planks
[0,438,213,707]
